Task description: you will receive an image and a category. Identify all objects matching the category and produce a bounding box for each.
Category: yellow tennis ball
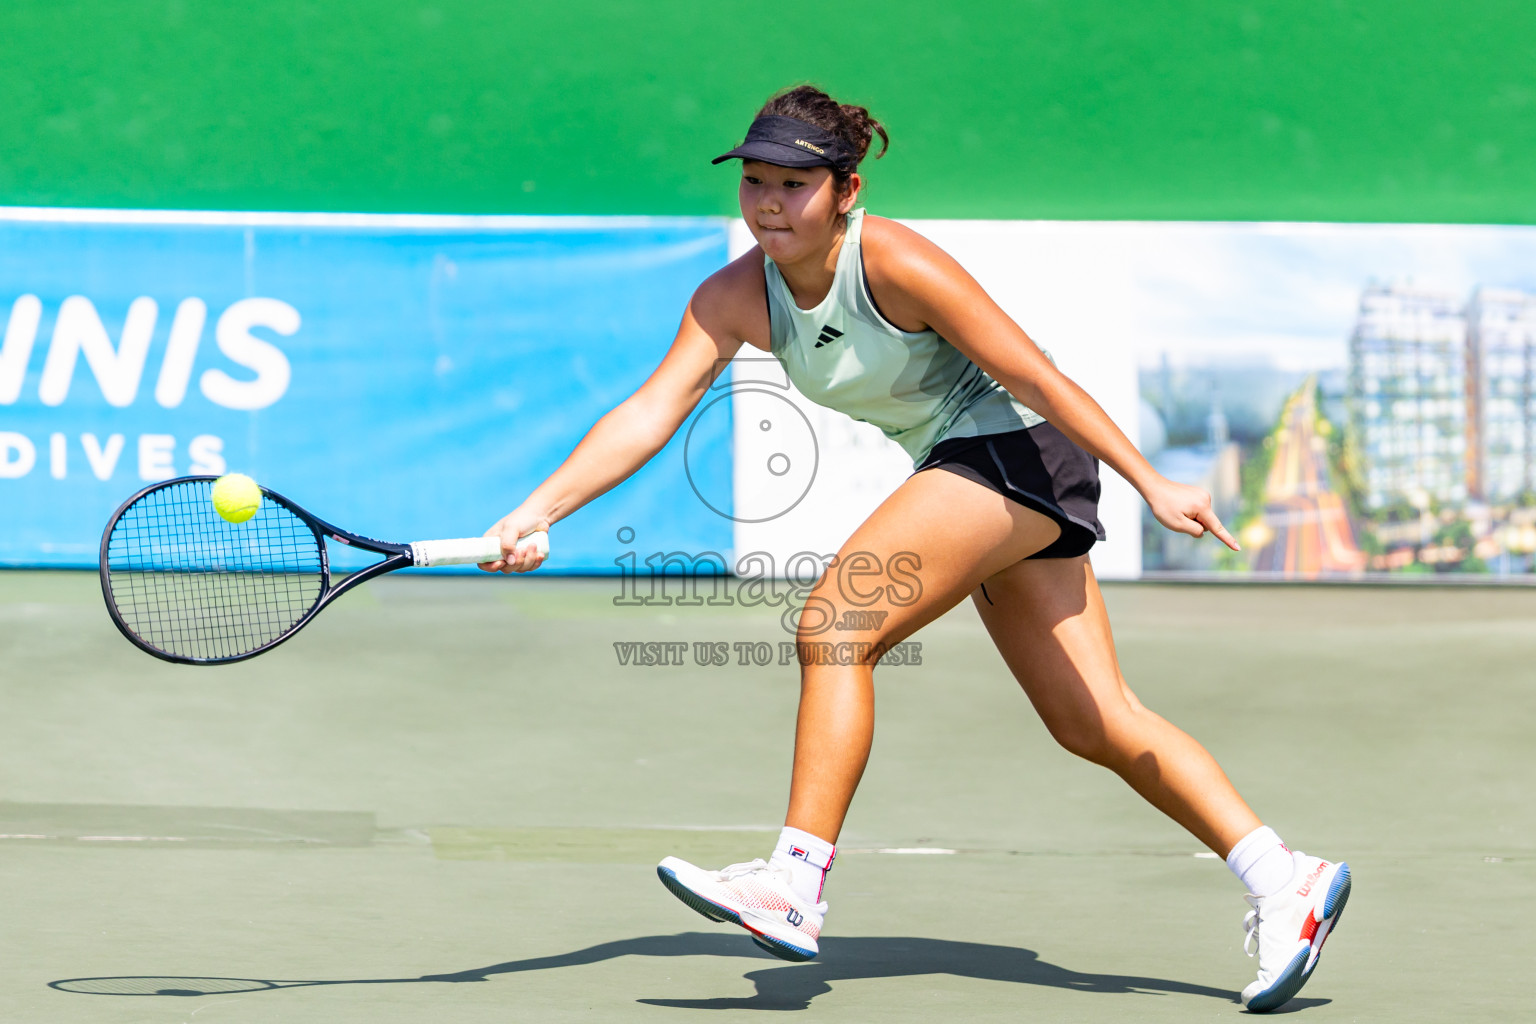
[211,473,262,524]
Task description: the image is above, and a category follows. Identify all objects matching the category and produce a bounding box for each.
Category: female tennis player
[480,85,1349,1012]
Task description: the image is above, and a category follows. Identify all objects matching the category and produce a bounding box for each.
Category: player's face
[739,161,860,263]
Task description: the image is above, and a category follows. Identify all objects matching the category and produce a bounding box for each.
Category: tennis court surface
[3,571,1531,1022]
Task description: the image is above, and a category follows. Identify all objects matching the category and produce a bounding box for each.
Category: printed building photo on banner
[1128,223,1536,579]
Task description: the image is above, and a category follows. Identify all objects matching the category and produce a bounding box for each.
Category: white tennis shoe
[1240,851,1352,1012]
[657,856,825,961]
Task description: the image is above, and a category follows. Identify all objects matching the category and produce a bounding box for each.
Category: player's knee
[794,590,902,669]
[794,586,837,648]
[1041,701,1144,767]
[1044,714,1114,765]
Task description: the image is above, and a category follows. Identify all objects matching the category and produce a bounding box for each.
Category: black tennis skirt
[915,421,1106,559]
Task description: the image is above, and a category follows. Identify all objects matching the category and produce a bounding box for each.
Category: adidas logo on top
[814,325,843,348]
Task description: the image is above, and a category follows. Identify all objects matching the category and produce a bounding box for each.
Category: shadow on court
[48,931,1327,1012]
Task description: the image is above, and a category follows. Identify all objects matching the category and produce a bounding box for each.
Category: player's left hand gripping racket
[99,476,546,665]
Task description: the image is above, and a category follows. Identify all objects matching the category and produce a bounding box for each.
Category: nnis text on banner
[0,212,732,568]
[1,294,296,485]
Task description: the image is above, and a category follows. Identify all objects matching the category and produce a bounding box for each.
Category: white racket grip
[410,531,549,567]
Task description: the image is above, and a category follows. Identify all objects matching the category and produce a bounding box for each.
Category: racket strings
[105,480,323,660]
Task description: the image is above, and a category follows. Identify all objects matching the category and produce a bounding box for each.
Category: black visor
[712,115,858,174]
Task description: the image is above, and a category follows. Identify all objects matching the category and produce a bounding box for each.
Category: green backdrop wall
[2,2,1533,222]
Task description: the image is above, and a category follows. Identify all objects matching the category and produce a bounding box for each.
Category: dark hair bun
[757,85,889,180]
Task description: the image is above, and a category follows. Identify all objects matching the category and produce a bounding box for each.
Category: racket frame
[101,476,436,666]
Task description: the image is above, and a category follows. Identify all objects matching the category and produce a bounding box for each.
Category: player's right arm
[480,253,764,572]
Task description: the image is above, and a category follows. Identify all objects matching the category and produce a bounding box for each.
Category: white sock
[768,826,836,904]
[1226,825,1295,898]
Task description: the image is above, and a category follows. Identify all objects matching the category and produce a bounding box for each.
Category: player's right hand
[480,507,551,574]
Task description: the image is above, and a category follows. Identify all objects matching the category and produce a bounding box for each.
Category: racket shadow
[49,931,1326,1010]
[50,975,433,996]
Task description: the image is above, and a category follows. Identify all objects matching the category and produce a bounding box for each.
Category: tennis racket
[99,475,546,665]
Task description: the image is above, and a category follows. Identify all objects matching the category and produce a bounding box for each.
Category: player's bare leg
[658,468,1062,959]
[783,467,1065,841]
[969,554,1348,1012]
[662,467,1317,985]
[969,555,1261,855]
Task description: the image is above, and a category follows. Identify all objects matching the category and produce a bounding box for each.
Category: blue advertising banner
[0,210,732,570]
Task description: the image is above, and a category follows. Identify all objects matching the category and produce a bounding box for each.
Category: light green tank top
[765,208,1045,465]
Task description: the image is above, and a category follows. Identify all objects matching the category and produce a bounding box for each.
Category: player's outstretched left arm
[860,216,1239,552]
[480,259,758,572]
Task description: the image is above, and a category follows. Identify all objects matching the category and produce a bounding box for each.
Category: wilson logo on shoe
[814,325,843,348]
[1296,861,1329,898]
[785,908,804,927]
